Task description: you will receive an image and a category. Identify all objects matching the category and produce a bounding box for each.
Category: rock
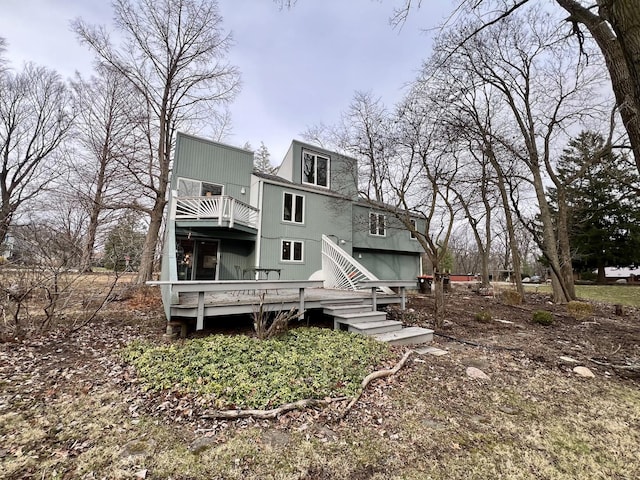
[189,436,217,454]
[573,366,595,378]
[466,366,490,380]
[559,356,579,363]
[135,470,148,479]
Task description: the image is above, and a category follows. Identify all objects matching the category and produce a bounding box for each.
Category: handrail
[147,280,324,330]
[174,195,259,228]
[321,234,394,294]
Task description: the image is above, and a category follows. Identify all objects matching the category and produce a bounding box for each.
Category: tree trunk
[137,195,166,283]
[597,263,607,284]
[531,165,573,303]
[487,150,524,298]
[555,189,577,299]
[433,272,445,327]
[557,0,640,174]
[80,153,108,272]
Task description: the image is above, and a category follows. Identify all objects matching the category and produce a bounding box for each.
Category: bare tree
[389,0,640,173]
[70,67,142,272]
[0,62,74,247]
[73,0,241,283]
[433,6,609,302]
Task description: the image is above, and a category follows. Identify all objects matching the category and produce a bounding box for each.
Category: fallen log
[202,396,350,420]
[341,350,414,418]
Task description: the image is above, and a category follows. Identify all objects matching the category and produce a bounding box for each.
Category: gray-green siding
[281,140,359,199]
[258,182,353,280]
[352,204,424,253]
[173,133,254,199]
[354,249,421,281]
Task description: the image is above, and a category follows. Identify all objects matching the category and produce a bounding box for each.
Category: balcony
[172,195,259,229]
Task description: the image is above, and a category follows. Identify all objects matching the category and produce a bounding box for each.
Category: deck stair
[325,302,433,346]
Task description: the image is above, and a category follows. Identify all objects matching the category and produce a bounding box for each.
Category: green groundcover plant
[121,327,390,410]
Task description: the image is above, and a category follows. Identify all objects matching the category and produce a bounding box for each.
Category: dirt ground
[1,285,639,479]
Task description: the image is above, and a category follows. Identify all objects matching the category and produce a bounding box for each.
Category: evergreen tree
[103,213,146,272]
[553,132,640,282]
[253,141,276,174]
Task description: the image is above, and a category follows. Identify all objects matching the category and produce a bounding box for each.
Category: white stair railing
[321,234,394,294]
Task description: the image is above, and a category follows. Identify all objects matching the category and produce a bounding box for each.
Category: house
[156,133,432,344]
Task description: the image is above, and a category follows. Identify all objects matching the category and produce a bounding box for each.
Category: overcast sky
[0,0,452,161]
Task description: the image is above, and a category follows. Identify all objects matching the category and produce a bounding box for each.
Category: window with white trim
[369,212,386,236]
[281,239,304,262]
[410,219,418,239]
[282,192,305,224]
[302,151,329,188]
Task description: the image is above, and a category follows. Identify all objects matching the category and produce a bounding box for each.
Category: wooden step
[348,320,403,335]
[323,304,373,316]
[373,327,434,346]
[333,311,387,330]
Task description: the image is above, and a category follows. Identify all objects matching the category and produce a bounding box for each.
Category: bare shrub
[252,293,301,340]
[500,290,523,306]
[475,311,492,323]
[567,301,593,320]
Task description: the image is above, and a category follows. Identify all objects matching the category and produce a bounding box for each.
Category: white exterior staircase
[320,235,433,346]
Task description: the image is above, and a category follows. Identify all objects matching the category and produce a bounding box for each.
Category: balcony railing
[173,195,259,229]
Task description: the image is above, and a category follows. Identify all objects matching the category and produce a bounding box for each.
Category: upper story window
[177,177,223,197]
[369,212,386,236]
[410,219,418,239]
[283,192,304,224]
[302,150,329,188]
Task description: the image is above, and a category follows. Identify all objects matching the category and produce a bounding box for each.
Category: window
[177,177,223,196]
[282,192,304,223]
[302,151,329,187]
[281,239,303,262]
[369,212,386,236]
[410,219,417,239]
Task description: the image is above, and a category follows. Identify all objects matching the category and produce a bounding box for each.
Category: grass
[6,361,637,479]
[121,327,391,409]
[524,284,640,307]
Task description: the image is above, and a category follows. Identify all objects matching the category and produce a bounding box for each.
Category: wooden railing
[173,195,259,229]
[147,280,324,330]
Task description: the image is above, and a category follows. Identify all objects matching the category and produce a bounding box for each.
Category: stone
[559,356,579,363]
[573,366,595,378]
[135,470,148,479]
[494,319,514,325]
[466,366,490,380]
[414,346,449,356]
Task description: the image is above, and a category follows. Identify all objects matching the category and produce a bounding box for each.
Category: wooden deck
[148,280,414,332]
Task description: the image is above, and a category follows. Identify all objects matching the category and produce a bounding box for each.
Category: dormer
[276,140,358,198]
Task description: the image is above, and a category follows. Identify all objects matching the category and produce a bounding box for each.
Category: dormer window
[302,151,329,188]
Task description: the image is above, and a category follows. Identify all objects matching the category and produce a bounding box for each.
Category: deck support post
[196,291,205,330]
[298,287,305,320]
[370,286,377,311]
[400,286,406,310]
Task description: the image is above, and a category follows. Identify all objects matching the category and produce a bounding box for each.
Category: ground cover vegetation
[1,283,638,479]
[121,328,390,409]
